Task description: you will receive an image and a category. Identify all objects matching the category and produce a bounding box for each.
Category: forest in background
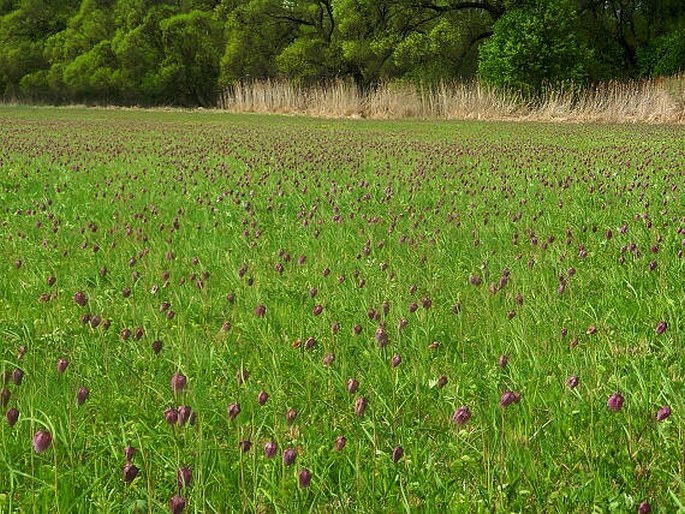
[1,0,684,107]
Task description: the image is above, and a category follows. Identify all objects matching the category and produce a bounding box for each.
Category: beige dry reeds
[217,76,685,123]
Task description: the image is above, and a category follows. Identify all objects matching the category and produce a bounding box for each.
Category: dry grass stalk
[217,76,685,123]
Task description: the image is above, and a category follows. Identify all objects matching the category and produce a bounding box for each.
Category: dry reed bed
[217,77,685,123]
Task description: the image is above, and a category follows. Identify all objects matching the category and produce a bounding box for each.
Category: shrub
[478,0,592,93]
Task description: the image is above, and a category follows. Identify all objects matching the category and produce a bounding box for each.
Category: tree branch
[469,30,493,47]
[265,12,316,28]
[420,1,505,19]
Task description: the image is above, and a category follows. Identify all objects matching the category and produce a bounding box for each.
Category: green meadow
[1,106,684,513]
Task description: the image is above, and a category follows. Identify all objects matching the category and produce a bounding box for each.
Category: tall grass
[218,76,685,123]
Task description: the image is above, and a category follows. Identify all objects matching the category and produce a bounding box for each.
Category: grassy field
[1,106,684,513]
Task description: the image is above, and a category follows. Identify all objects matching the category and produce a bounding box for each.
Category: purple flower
[169,494,186,514]
[254,304,266,318]
[607,393,624,412]
[227,403,241,421]
[452,406,472,426]
[12,368,23,386]
[347,378,359,394]
[283,448,297,466]
[124,445,136,462]
[171,373,187,394]
[239,439,252,453]
[437,375,448,388]
[499,390,521,408]
[177,466,192,489]
[165,407,179,424]
[6,407,19,427]
[264,441,278,458]
[298,468,312,488]
[354,396,368,417]
[123,462,139,483]
[257,391,269,406]
[285,408,297,424]
[637,501,651,514]
[375,327,388,348]
[656,405,671,422]
[391,445,404,463]
[77,386,89,406]
[152,340,163,354]
[73,291,87,307]
[498,355,508,368]
[323,353,335,366]
[177,405,193,426]
[390,353,402,368]
[566,375,579,389]
[33,429,52,453]
[57,358,69,374]
[655,321,667,335]
[334,435,347,451]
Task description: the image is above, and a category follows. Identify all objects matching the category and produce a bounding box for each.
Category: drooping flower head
[264,441,278,458]
[77,386,89,406]
[298,468,312,488]
[177,466,192,489]
[6,407,19,427]
[171,373,187,394]
[452,406,472,426]
[607,393,624,412]
[354,396,368,417]
[283,448,297,466]
[73,291,87,307]
[169,495,186,514]
[499,390,521,408]
[227,403,241,421]
[123,463,139,483]
[656,405,671,422]
[637,501,651,514]
[391,445,404,463]
[334,435,347,451]
[33,430,52,453]
[57,358,69,374]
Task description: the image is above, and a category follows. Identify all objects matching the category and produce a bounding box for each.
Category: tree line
[1,0,684,107]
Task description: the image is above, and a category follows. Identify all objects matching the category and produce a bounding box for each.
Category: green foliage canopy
[0,0,682,104]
